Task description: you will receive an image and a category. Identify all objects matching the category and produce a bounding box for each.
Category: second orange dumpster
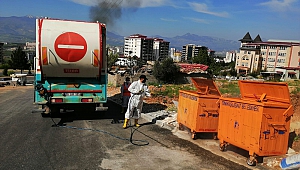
[218,80,294,166]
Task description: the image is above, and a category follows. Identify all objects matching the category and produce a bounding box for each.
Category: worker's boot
[134,119,140,127]
[123,119,129,129]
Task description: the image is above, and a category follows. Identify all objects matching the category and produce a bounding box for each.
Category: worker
[123,75,151,129]
[120,77,131,114]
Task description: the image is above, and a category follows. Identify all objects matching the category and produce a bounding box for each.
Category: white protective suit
[124,80,151,119]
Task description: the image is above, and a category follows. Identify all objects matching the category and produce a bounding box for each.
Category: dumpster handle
[253,93,267,102]
[269,122,287,131]
[283,105,293,118]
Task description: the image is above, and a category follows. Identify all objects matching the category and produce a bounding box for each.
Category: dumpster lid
[191,78,221,96]
[238,80,291,104]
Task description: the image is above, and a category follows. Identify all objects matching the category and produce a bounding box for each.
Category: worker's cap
[125,77,130,81]
[139,75,148,80]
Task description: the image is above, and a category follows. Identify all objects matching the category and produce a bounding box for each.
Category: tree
[8,46,30,74]
[209,59,222,75]
[193,46,211,65]
[107,53,119,70]
[153,58,180,84]
[228,61,237,77]
[2,67,8,76]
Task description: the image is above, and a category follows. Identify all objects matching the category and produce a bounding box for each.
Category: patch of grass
[152,84,196,98]
[294,135,300,142]
[287,80,300,95]
[292,86,300,95]
[107,82,114,87]
[167,105,177,112]
[219,81,240,97]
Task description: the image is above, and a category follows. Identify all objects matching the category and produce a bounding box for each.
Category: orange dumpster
[177,78,221,139]
[218,80,294,166]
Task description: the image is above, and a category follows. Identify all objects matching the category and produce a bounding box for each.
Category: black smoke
[89,0,141,26]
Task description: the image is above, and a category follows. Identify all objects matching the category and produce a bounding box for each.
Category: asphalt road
[0,86,250,170]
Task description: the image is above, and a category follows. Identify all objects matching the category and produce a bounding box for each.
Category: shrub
[2,67,8,76]
[153,58,180,84]
[7,70,15,75]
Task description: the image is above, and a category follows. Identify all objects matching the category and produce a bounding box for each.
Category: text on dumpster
[222,101,259,112]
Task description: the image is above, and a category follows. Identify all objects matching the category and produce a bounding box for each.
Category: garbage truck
[33,18,108,115]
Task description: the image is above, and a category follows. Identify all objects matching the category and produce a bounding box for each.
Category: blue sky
[0,0,299,41]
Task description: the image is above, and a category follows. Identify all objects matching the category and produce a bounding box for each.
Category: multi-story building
[181,44,214,62]
[0,42,3,63]
[153,38,169,61]
[124,34,169,64]
[24,42,36,51]
[235,32,300,76]
[224,51,237,63]
[173,51,182,62]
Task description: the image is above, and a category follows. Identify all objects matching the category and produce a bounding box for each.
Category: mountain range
[0,16,240,52]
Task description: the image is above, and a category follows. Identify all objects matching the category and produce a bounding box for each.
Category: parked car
[0,77,12,86]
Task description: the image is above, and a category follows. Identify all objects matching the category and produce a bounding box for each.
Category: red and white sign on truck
[36,18,105,78]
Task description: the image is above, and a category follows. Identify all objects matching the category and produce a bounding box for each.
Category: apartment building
[124,34,169,64]
[224,51,237,63]
[181,44,214,62]
[235,32,300,76]
[24,42,36,51]
[153,38,169,61]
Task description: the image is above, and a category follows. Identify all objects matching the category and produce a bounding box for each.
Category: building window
[279,46,287,50]
[261,51,266,55]
[277,59,286,63]
[278,53,286,56]
[244,51,247,54]
[268,52,276,56]
[268,58,275,62]
[298,52,300,56]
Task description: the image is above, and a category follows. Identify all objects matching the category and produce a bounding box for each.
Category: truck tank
[34,18,108,115]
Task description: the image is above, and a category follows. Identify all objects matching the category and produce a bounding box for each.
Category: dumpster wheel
[178,123,184,130]
[219,143,226,151]
[191,133,197,140]
[213,133,218,140]
[246,155,257,166]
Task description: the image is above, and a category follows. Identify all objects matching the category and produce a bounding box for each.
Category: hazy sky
[0,0,299,41]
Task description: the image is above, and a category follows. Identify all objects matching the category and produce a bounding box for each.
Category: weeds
[151,84,196,98]
[294,135,300,142]
[218,81,240,97]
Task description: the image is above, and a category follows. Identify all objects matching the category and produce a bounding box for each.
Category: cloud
[183,17,209,24]
[259,0,298,12]
[188,2,229,18]
[160,18,178,22]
